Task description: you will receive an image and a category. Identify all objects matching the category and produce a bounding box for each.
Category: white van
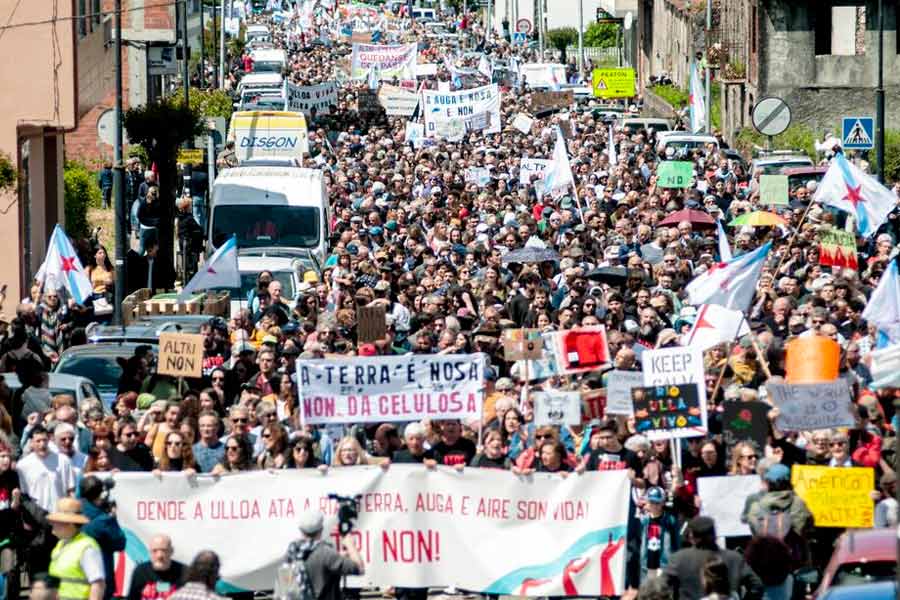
[236,72,284,98]
[208,167,330,266]
[250,48,287,74]
[411,7,437,21]
[246,24,271,46]
[656,132,719,157]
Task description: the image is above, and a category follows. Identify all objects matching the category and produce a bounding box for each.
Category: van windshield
[253,61,283,74]
[213,205,319,249]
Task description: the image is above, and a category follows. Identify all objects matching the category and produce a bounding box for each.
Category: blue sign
[842,116,874,150]
[512,32,527,45]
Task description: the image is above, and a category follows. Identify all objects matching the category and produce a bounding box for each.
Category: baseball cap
[646,486,666,504]
[298,510,324,536]
[764,463,791,484]
[359,343,378,356]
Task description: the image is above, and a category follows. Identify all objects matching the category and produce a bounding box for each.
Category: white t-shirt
[16,451,77,512]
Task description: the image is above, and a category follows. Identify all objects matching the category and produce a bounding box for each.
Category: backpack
[753,508,804,564]
[277,541,319,600]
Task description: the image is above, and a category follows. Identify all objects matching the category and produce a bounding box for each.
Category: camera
[327,493,360,536]
[81,476,116,513]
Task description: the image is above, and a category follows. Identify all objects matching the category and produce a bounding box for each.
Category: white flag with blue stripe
[35,224,93,305]
[178,236,240,301]
[815,152,896,238]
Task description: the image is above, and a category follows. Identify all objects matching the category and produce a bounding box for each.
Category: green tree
[546,27,578,64]
[0,151,15,189]
[584,22,618,48]
[124,99,204,268]
[172,88,234,121]
[63,161,102,240]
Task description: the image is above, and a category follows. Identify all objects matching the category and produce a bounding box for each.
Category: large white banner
[286,81,339,115]
[378,84,419,116]
[112,467,630,596]
[422,84,502,138]
[296,354,485,424]
[520,63,567,88]
[351,43,417,80]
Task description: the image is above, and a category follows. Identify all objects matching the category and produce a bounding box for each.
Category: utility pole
[485,0,492,46]
[576,0,584,80]
[212,3,218,88]
[537,0,543,58]
[181,0,189,101]
[705,0,712,133]
[199,0,205,88]
[113,0,126,324]
[876,0,885,182]
[219,0,227,89]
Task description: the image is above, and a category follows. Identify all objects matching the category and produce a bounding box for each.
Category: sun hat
[47,497,89,525]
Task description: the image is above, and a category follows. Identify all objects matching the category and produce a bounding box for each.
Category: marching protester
[3,2,900,600]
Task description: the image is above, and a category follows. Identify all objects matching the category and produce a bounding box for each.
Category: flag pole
[571,181,586,225]
[774,199,816,275]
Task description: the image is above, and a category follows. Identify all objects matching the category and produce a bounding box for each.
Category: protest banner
[641,347,708,435]
[404,121,424,145]
[818,227,858,269]
[422,84,502,137]
[286,81,339,115]
[519,63,567,88]
[791,465,874,528]
[591,68,636,99]
[766,380,855,431]
[581,389,606,424]
[378,84,419,116]
[519,158,552,185]
[357,90,382,116]
[656,161,694,188]
[351,43,418,80]
[158,333,203,378]
[512,113,534,134]
[605,370,642,415]
[550,326,611,375]
[759,174,789,206]
[112,467,630,596]
[503,329,544,361]
[785,336,840,383]
[464,167,492,187]
[721,400,770,451]
[296,354,485,424]
[698,476,760,537]
[530,90,574,113]
[632,384,705,440]
[519,331,562,381]
[533,391,582,426]
[416,63,438,77]
[357,304,387,343]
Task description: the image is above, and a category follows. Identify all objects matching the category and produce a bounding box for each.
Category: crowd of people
[2,1,900,600]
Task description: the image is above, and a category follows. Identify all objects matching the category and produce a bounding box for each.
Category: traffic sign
[591,68,636,99]
[515,18,532,34]
[177,148,204,165]
[842,116,874,150]
[512,32,527,45]
[751,97,791,137]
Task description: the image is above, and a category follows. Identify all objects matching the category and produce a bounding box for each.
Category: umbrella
[585,266,629,286]
[501,247,561,264]
[658,209,716,228]
[729,211,787,227]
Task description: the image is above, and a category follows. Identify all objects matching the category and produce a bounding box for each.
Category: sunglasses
[293,446,309,452]
[232,418,248,423]
[226,445,240,451]
[831,441,847,447]
[742,454,757,459]
[122,431,137,438]
[535,434,553,440]
[262,433,271,439]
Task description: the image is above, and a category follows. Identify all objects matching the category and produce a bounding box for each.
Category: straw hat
[47,497,89,525]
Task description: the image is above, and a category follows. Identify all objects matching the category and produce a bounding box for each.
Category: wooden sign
[530,90,574,113]
[503,328,543,361]
[158,332,204,378]
[357,304,387,343]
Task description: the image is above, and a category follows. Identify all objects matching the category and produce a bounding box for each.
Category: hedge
[64,161,102,240]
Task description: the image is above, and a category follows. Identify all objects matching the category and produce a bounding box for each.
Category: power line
[0,0,187,32]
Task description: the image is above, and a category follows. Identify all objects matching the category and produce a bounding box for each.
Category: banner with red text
[295,353,486,425]
[111,467,630,596]
[351,43,417,80]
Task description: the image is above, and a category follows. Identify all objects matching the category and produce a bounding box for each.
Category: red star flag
[684,304,750,351]
[35,224,93,304]
[177,235,240,301]
[815,153,896,238]
[685,241,771,312]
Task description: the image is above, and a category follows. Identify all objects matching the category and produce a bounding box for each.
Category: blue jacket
[81,499,127,600]
[98,168,114,190]
[637,510,680,581]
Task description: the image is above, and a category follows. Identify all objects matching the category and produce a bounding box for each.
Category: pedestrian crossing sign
[842,116,874,150]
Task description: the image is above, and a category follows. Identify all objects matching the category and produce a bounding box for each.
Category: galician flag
[716,219,732,262]
[542,127,574,193]
[689,60,706,134]
[815,152,896,238]
[862,259,900,346]
[177,235,240,301]
[35,224,93,305]
[684,304,750,350]
[686,241,772,312]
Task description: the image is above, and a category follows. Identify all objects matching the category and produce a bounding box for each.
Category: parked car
[2,373,105,415]
[810,528,896,598]
[782,165,828,192]
[750,150,814,175]
[819,581,896,600]
[86,318,208,345]
[52,342,152,407]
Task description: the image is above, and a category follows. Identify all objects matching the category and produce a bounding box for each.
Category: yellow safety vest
[49,532,101,600]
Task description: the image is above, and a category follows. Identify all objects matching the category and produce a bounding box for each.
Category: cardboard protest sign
[503,329,544,361]
[632,384,705,440]
[792,465,874,528]
[759,175,789,206]
[698,476,761,537]
[819,227,858,270]
[530,90,574,113]
[512,113,534,134]
[158,333,204,378]
[581,389,606,425]
[766,380,855,431]
[785,336,840,383]
[533,391,582,426]
[378,84,419,116]
[605,370,642,415]
[356,304,387,343]
[464,167,492,187]
[656,161,694,188]
[721,400,770,451]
